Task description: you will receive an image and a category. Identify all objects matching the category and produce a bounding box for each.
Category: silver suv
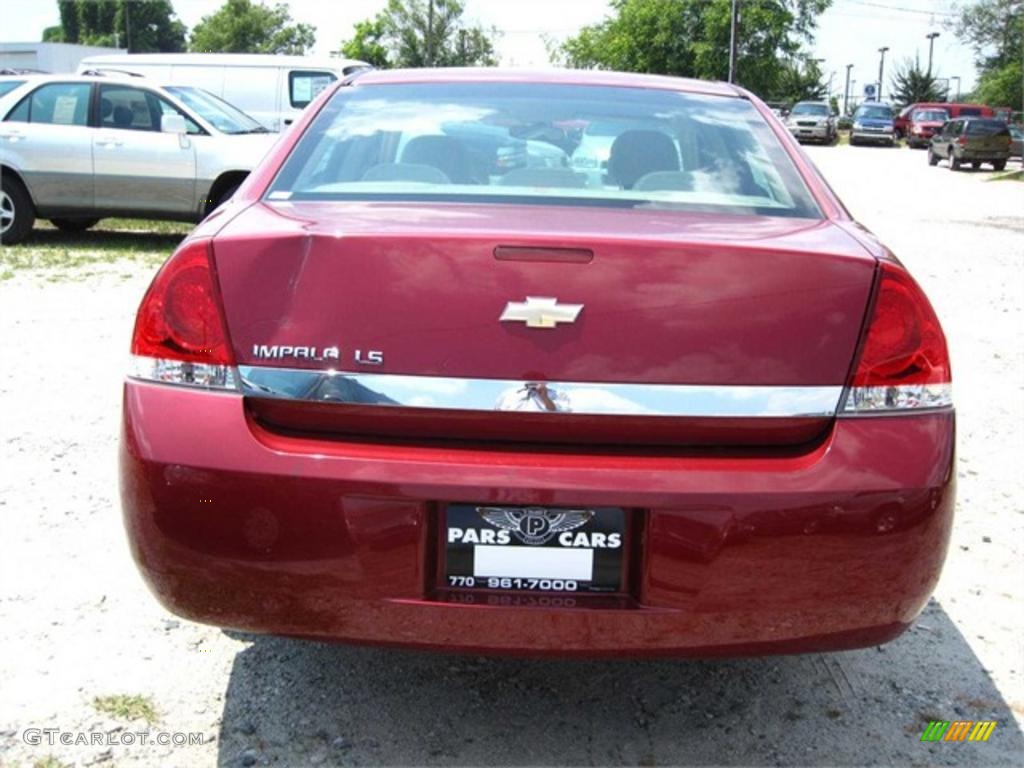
[0,74,277,244]
[784,101,837,144]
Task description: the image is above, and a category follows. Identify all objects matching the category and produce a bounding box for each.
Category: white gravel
[1,145,1022,768]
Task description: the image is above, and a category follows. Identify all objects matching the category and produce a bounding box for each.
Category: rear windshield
[966,119,1010,136]
[913,109,948,121]
[268,82,821,219]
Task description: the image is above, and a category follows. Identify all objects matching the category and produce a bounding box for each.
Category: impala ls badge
[500,297,583,329]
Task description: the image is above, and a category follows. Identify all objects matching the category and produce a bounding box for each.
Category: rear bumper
[120,380,955,657]
[957,149,1011,161]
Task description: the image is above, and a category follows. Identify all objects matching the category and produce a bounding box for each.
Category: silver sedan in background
[0,73,277,243]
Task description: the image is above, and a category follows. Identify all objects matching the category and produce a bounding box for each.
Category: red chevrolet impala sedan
[120,69,954,656]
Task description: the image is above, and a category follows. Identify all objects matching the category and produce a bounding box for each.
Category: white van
[78,53,369,131]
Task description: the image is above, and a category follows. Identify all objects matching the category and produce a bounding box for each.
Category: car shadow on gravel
[24,228,185,251]
[216,599,1023,767]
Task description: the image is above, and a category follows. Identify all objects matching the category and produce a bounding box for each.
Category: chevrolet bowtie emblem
[500,297,584,329]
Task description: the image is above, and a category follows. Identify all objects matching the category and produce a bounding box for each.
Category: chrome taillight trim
[840,383,953,413]
[130,355,239,390]
[235,365,844,418]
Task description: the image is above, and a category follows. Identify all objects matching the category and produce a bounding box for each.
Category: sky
[2,0,979,100]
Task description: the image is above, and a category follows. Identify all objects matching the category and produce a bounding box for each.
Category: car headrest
[400,135,472,184]
[608,130,680,190]
[112,105,134,128]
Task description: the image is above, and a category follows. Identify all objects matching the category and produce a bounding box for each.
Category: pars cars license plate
[444,504,625,593]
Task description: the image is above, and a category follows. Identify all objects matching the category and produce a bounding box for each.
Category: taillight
[957,135,967,146]
[842,262,952,413]
[129,239,237,389]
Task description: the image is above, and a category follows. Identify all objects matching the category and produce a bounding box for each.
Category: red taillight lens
[957,135,967,146]
[844,263,952,413]
[130,239,237,389]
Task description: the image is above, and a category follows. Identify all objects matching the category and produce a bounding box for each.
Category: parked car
[894,101,995,138]
[0,74,32,99]
[1009,124,1023,161]
[905,107,950,148]
[120,68,955,657]
[78,53,369,131]
[850,103,896,146]
[784,101,836,143]
[0,74,277,244]
[928,117,1012,171]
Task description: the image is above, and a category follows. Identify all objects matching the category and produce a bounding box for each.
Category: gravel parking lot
[1,145,1022,768]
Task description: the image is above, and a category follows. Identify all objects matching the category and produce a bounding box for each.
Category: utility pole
[124,0,131,52]
[843,63,853,115]
[926,32,940,74]
[727,0,739,83]
[877,46,889,102]
[426,0,435,67]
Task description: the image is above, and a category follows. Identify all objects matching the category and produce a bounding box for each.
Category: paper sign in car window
[52,95,79,125]
[310,76,331,97]
[292,77,312,104]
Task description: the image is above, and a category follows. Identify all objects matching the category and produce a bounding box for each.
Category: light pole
[877,46,889,102]
[926,32,940,74]
[728,0,739,83]
[425,0,435,67]
[843,63,853,115]
[951,76,961,101]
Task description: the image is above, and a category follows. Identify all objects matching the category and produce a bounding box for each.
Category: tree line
[43,0,314,56]
[41,0,1022,111]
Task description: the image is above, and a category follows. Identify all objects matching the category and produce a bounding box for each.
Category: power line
[841,0,957,17]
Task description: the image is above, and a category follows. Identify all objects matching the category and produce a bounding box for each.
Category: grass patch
[1,218,190,281]
[988,167,1024,181]
[33,759,73,768]
[92,693,160,725]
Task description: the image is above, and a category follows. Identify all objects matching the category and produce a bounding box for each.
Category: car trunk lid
[212,202,877,446]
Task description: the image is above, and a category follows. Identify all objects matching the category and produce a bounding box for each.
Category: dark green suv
[928,117,1012,171]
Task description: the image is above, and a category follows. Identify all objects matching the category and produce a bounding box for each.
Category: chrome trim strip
[237,365,843,418]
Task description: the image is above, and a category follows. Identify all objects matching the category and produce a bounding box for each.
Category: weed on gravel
[92,693,160,725]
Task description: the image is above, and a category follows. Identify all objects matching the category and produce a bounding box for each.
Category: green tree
[889,58,948,107]
[341,17,391,67]
[950,0,1023,111]
[190,0,315,55]
[48,0,186,52]
[340,0,498,68]
[554,0,832,99]
[771,57,827,102]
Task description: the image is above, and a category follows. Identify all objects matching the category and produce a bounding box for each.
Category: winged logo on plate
[476,507,594,546]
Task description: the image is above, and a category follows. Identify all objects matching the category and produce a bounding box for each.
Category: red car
[906,107,951,148]
[894,101,994,138]
[121,69,955,657]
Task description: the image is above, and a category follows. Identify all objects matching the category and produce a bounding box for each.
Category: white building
[0,42,126,74]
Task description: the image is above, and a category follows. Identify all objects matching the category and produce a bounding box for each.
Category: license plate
[444,504,625,593]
